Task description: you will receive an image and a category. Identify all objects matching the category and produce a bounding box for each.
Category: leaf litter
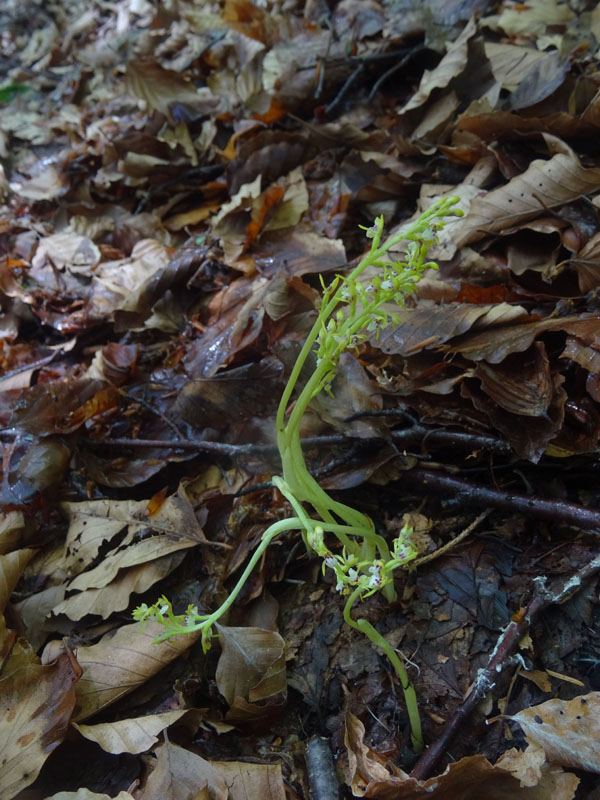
[2,0,600,797]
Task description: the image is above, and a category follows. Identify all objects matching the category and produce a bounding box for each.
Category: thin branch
[368,45,426,101]
[323,63,366,118]
[412,509,491,568]
[402,469,600,531]
[410,554,600,781]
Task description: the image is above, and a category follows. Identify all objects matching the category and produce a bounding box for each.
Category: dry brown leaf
[456,143,600,248]
[374,301,529,358]
[0,651,81,800]
[73,709,205,755]
[142,739,227,800]
[510,692,600,773]
[0,512,26,555]
[447,313,600,363]
[483,0,574,38]
[473,342,553,417]
[32,231,101,275]
[215,624,286,706]
[52,552,189,621]
[344,712,578,799]
[61,492,204,577]
[211,760,286,800]
[63,536,197,593]
[125,60,217,122]
[45,791,135,800]
[0,548,36,613]
[400,18,478,114]
[72,621,201,721]
[14,584,66,650]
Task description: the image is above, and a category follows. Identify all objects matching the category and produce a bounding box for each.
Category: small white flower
[348,568,359,583]
[324,555,337,570]
[380,279,393,290]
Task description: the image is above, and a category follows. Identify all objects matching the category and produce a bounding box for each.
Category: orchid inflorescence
[134,196,462,752]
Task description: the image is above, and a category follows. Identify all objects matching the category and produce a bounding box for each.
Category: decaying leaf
[0,651,82,800]
[215,624,286,707]
[343,712,579,799]
[142,739,228,800]
[73,709,209,755]
[73,622,201,721]
[456,142,600,247]
[510,692,600,774]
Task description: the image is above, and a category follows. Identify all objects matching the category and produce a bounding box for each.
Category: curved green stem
[343,587,423,752]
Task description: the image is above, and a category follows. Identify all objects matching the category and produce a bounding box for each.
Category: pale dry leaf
[92,239,172,317]
[510,692,600,773]
[0,512,25,555]
[446,313,600,363]
[142,739,227,800]
[215,624,286,706]
[211,761,286,800]
[0,548,37,613]
[344,712,579,798]
[73,709,203,755]
[61,492,204,576]
[0,652,81,800]
[64,535,198,593]
[52,551,188,621]
[14,584,66,650]
[455,150,600,248]
[31,231,101,275]
[73,621,201,721]
[374,301,529,358]
[400,17,477,114]
[483,0,574,38]
[45,791,135,800]
[484,42,558,93]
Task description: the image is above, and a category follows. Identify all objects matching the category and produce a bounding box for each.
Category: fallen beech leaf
[61,492,204,577]
[45,791,134,800]
[211,760,286,800]
[0,652,81,800]
[510,692,600,773]
[447,314,600,363]
[215,624,286,706]
[456,144,600,248]
[374,301,529,358]
[52,551,190,621]
[400,18,480,114]
[73,709,207,755]
[126,61,217,122]
[73,621,201,721]
[0,548,36,613]
[32,231,100,275]
[473,342,553,417]
[344,712,578,798]
[143,739,227,800]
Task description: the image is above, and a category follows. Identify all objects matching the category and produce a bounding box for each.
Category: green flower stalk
[134,196,462,751]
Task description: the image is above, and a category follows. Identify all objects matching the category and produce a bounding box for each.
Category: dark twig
[402,469,600,531]
[410,554,600,781]
[323,62,366,118]
[78,426,511,457]
[368,44,426,101]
